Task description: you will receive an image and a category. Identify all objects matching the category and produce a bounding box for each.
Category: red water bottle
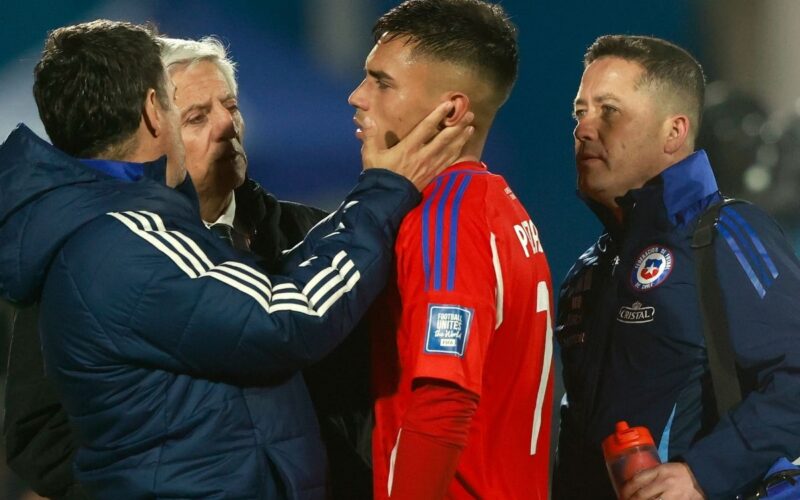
[602,421,661,498]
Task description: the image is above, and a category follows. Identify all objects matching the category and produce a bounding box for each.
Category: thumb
[360,117,382,169]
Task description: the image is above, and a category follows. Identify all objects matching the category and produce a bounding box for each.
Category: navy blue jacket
[553,151,800,499]
[0,125,419,499]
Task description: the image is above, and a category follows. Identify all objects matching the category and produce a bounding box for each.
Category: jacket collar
[659,150,719,226]
[80,155,199,206]
[583,150,720,233]
[80,158,146,181]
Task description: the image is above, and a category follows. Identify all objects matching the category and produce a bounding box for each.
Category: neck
[198,188,233,223]
[452,153,481,164]
[607,149,695,224]
[611,205,624,224]
[452,129,487,165]
[667,148,693,168]
[116,128,164,164]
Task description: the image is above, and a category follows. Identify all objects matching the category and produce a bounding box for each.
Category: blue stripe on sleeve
[718,222,767,298]
[724,208,779,280]
[719,215,773,288]
[421,177,443,291]
[447,174,473,292]
[433,174,459,291]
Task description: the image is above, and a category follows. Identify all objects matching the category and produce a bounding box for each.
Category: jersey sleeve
[682,204,800,497]
[397,178,496,395]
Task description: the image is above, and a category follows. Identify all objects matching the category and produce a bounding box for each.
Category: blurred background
[1,0,799,498]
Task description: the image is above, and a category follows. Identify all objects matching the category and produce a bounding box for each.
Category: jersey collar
[439,160,488,176]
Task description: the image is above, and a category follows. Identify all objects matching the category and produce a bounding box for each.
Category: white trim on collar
[203,194,237,228]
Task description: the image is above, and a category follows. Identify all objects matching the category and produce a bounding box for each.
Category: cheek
[374,97,402,129]
[389,97,434,140]
[603,124,632,154]
[371,92,430,145]
[181,136,210,175]
[365,100,400,147]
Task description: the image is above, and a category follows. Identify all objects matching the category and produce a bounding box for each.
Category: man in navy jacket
[0,20,472,498]
[3,34,371,500]
[553,35,800,499]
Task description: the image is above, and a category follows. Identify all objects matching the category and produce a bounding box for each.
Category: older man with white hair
[161,35,373,498]
[159,37,324,257]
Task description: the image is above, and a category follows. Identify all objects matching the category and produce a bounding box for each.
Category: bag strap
[691,198,746,417]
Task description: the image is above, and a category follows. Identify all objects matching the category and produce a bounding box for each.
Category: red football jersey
[370,161,554,499]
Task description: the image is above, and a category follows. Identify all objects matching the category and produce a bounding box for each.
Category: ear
[141,88,161,139]
[441,92,471,127]
[663,114,690,155]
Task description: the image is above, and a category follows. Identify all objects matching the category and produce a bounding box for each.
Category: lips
[218,149,240,161]
[353,115,366,140]
[577,153,603,162]
[215,145,246,167]
[576,145,605,163]
[218,140,245,159]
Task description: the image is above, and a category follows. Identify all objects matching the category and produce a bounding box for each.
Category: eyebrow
[367,69,394,82]
[573,93,622,107]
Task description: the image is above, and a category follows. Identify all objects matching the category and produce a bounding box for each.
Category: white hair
[159,36,238,96]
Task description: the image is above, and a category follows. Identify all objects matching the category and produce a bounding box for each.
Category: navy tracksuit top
[553,150,800,499]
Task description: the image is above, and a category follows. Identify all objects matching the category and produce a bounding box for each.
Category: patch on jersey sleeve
[424,304,474,357]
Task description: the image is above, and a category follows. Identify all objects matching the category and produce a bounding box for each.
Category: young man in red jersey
[349,1,555,498]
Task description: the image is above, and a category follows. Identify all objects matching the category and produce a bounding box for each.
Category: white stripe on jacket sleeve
[108,211,361,317]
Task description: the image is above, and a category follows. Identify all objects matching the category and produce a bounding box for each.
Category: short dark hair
[33,20,168,158]
[584,35,706,138]
[373,0,518,105]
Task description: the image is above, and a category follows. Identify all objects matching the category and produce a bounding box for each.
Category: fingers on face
[406,101,456,145]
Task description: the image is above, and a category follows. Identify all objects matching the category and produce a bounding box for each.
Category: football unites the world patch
[631,245,674,291]
[425,304,473,357]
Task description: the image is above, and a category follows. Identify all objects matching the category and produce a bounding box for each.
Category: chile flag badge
[631,245,674,291]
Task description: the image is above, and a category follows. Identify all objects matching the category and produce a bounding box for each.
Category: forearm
[122,169,420,382]
[389,380,478,499]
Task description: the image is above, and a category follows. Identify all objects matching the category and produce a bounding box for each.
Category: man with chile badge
[553,35,800,500]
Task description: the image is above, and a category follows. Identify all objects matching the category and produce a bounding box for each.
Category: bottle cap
[602,421,656,460]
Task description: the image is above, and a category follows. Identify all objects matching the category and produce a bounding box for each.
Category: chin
[577,180,603,201]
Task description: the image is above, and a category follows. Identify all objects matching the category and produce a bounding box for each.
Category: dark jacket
[238,179,375,498]
[553,151,800,499]
[2,177,341,499]
[0,125,416,499]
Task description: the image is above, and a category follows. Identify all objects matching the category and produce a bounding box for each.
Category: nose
[573,114,598,143]
[212,104,237,140]
[348,79,368,110]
